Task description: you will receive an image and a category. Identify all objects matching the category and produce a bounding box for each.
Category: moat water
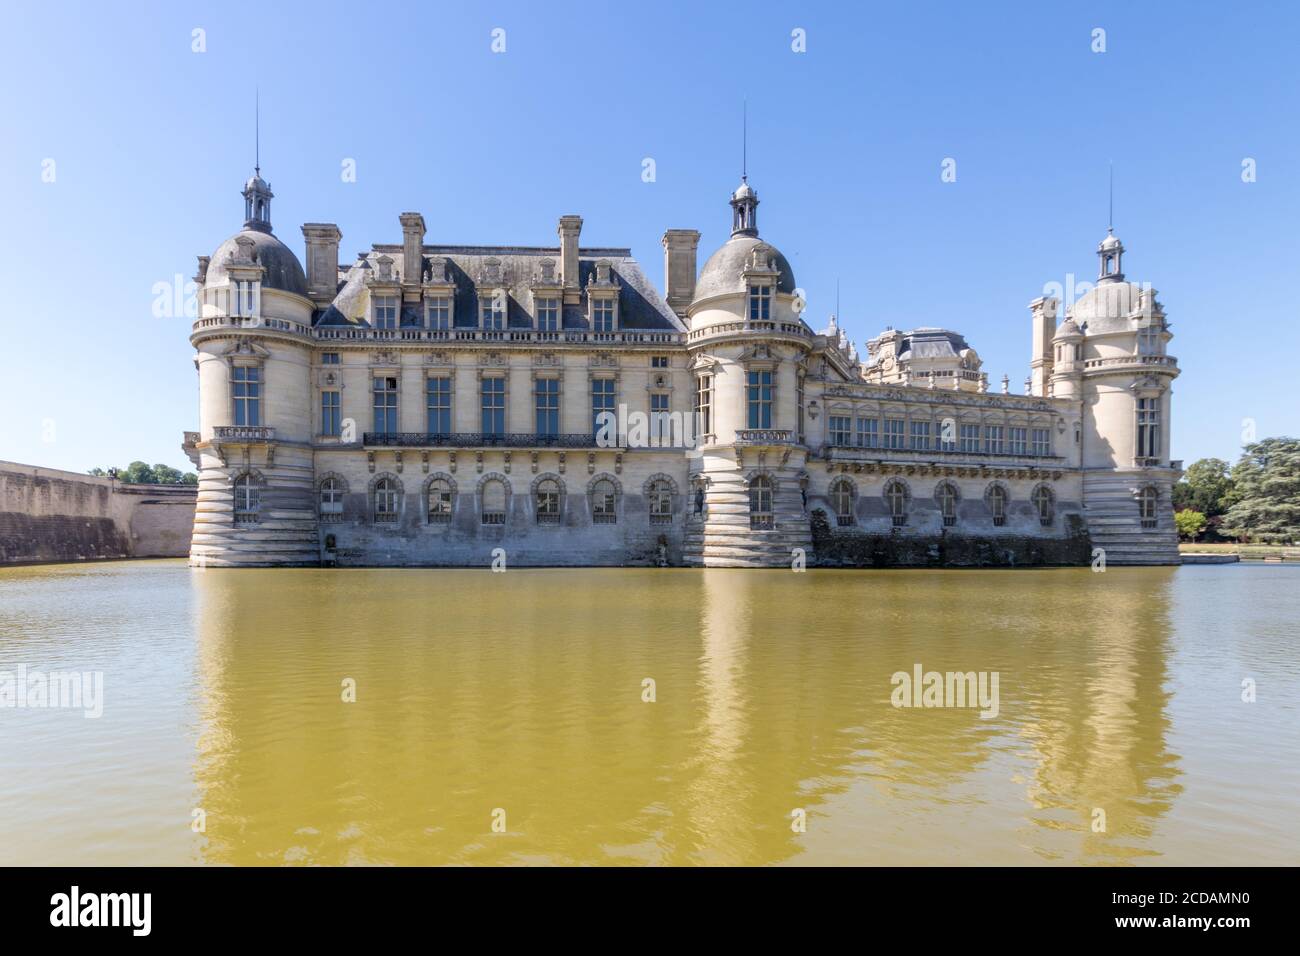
[0,561,1296,866]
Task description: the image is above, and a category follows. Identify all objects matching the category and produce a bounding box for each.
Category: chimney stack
[302,223,342,302]
[399,212,426,291]
[1028,295,1059,397]
[558,215,583,304]
[661,229,701,316]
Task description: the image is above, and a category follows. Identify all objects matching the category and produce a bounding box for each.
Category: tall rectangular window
[910,420,931,451]
[592,299,615,332]
[233,366,260,426]
[1032,427,1051,457]
[321,390,340,437]
[592,378,616,436]
[748,284,772,321]
[426,376,452,434]
[651,355,669,368]
[372,376,398,434]
[650,393,670,446]
[535,378,560,436]
[938,420,957,452]
[829,416,852,446]
[857,418,878,448]
[959,423,980,453]
[426,296,451,330]
[984,425,1005,455]
[1009,426,1028,456]
[373,295,398,330]
[1137,398,1160,459]
[480,297,505,330]
[536,297,559,332]
[694,375,712,439]
[747,369,773,429]
[884,418,905,450]
[321,352,340,365]
[481,377,505,435]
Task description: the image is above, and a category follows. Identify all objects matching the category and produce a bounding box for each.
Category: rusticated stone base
[810,509,1092,568]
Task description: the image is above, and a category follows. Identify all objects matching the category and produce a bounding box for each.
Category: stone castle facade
[183,168,1182,567]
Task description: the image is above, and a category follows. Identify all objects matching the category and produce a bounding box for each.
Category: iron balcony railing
[363,432,606,449]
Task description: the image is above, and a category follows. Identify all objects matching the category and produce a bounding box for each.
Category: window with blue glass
[591,378,615,436]
[746,370,773,428]
[321,390,340,437]
[426,377,452,434]
[481,377,505,435]
[535,378,560,436]
[233,366,260,426]
[372,376,398,434]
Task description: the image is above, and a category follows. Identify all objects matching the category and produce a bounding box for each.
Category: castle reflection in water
[188,567,1182,865]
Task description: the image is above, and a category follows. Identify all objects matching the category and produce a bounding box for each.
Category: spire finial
[742,98,747,183]
[255,87,261,176]
[1107,160,1113,235]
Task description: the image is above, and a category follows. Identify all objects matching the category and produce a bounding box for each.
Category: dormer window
[373,295,399,330]
[592,299,615,332]
[536,297,560,332]
[479,292,507,330]
[425,295,451,330]
[748,283,772,322]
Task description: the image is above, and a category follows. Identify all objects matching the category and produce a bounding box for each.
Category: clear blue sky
[1,0,1294,473]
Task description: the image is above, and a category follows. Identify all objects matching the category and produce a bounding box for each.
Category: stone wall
[809,509,1092,568]
[0,460,196,564]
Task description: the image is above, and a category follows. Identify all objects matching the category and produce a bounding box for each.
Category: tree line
[87,461,198,486]
[1173,437,1299,543]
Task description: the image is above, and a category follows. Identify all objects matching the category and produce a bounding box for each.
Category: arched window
[234,473,260,523]
[373,478,399,522]
[536,478,561,524]
[1138,486,1158,529]
[481,479,507,525]
[831,479,855,527]
[987,485,1008,527]
[591,478,617,524]
[427,479,453,523]
[936,482,958,527]
[750,475,774,530]
[648,479,673,525]
[1032,485,1054,526]
[319,478,343,521]
[884,480,908,527]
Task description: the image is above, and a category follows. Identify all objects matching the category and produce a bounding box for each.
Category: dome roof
[694,235,796,302]
[1066,280,1145,333]
[205,228,308,296]
[1053,317,1083,339]
[732,179,756,201]
[1099,231,1122,250]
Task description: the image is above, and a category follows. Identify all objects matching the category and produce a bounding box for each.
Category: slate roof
[314,244,685,332]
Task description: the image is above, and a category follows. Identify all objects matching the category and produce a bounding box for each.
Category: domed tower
[1052,228,1181,564]
[186,167,319,566]
[682,178,813,567]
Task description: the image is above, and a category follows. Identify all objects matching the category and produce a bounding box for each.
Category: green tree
[1174,509,1207,541]
[89,461,198,485]
[1171,457,1235,517]
[1219,438,1300,543]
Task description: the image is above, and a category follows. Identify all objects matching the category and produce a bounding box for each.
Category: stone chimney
[558,215,583,304]
[661,229,700,316]
[302,223,342,302]
[399,212,426,293]
[1028,295,1059,397]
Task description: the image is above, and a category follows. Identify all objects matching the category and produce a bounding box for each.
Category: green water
[0,561,1296,865]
